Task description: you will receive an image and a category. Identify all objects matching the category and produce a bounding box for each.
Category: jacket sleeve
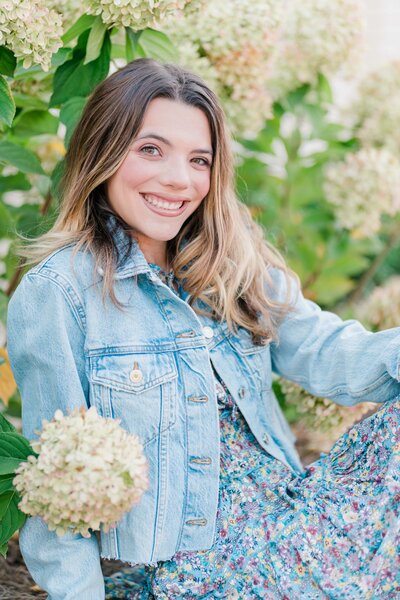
[7,271,105,600]
[269,269,400,406]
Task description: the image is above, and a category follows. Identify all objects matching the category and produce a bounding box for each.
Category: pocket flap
[90,351,177,394]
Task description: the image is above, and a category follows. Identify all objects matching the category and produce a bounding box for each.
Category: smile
[140,193,188,217]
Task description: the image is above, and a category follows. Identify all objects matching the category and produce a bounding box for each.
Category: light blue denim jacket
[7,215,400,599]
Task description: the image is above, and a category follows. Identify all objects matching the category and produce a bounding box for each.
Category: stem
[346,226,400,305]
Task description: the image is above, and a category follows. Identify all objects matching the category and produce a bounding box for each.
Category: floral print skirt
[104,380,400,599]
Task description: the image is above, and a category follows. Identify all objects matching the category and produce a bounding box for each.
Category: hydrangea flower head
[13,406,149,537]
[0,0,63,71]
[324,148,400,238]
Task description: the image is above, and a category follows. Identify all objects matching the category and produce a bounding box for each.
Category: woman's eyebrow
[135,132,213,156]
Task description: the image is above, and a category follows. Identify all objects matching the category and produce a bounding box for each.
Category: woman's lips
[140,193,188,217]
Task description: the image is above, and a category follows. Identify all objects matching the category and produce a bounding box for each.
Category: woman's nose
[159,157,191,189]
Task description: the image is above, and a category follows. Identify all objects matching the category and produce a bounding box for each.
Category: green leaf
[84,17,107,65]
[0,75,15,127]
[138,28,178,62]
[0,141,44,175]
[0,172,31,193]
[0,474,14,495]
[0,291,8,325]
[0,47,16,77]
[50,30,111,107]
[125,28,143,61]
[0,202,13,237]
[62,14,97,45]
[51,47,73,68]
[0,458,23,476]
[0,541,8,558]
[0,414,16,433]
[0,491,26,547]
[0,431,34,460]
[317,73,333,105]
[0,491,13,519]
[50,159,65,201]
[12,92,48,110]
[12,110,59,138]
[60,97,86,147]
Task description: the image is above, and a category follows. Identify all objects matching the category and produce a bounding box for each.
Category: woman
[7,58,400,599]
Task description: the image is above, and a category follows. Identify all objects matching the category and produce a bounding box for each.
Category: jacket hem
[100,553,160,568]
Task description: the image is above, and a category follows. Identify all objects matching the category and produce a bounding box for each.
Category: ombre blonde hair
[16,58,296,343]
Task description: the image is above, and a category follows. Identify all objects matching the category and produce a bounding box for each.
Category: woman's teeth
[142,194,184,210]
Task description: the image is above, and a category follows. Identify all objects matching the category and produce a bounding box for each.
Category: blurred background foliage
[1,0,400,457]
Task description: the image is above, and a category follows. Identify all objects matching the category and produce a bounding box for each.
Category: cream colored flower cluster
[13,407,149,537]
[0,0,63,71]
[269,0,364,98]
[85,0,200,30]
[352,61,400,157]
[280,378,374,445]
[356,276,400,331]
[323,148,400,238]
[164,0,283,137]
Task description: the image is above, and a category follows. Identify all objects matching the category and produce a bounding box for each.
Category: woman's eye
[192,157,210,167]
[140,145,160,156]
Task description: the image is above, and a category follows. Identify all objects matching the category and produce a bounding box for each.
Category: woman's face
[106,97,213,262]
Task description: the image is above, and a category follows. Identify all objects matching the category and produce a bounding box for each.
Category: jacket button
[238,387,246,398]
[262,433,270,444]
[129,368,143,383]
[202,326,214,339]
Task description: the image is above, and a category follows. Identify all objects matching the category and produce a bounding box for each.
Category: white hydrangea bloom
[324,148,400,238]
[85,0,201,30]
[164,0,284,137]
[47,0,83,27]
[13,407,149,537]
[270,0,364,98]
[352,61,400,157]
[356,276,400,331]
[0,0,63,71]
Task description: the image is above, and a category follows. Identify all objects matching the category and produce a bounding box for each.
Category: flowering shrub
[269,0,364,98]
[323,148,400,238]
[0,0,63,70]
[279,378,374,449]
[13,407,149,538]
[164,0,283,136]
[85,0,200,29]
[356,276,400,331]
[352,60,400,157]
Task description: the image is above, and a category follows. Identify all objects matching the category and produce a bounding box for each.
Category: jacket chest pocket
[227,328,272,393]
[89,351,178,447]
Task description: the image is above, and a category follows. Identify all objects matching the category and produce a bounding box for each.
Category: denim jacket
[7,215,400,599]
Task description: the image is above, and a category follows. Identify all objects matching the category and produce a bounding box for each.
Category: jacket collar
[96,214,151,279]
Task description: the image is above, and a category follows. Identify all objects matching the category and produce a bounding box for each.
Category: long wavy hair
[16,58,296,343]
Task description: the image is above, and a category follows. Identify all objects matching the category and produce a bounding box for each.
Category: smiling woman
[106,98,212,270]
[6,57,400,600]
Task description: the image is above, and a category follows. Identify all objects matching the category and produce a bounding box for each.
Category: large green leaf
[62,14,97,45]
[84,17,107,65]
[0,413,16,434]
[0,458,23,476]
[12,92,48,110]
[0,172,31,193]
[0,75,15,127]
[0,202,13,237]
[12,110,59,138]
[0,491,26,547]
[125,28,144,61]
[60,97,86,147]
[0,141,44,174]
[0,47,16,77]
[0,475,14,495]
[50,30,111,107]
[0,432,34,466]
[138,28,178,62]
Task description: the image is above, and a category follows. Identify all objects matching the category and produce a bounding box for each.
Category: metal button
[185,518,207,526]
[129,361,143,383]
[262,433,270,444]
[238,387,246,399]
[202,326,214,339]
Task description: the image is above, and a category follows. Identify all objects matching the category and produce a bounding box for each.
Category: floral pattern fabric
[104,263,400,599]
